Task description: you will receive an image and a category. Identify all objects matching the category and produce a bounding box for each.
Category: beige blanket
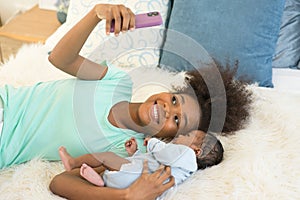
[1,44,300,200]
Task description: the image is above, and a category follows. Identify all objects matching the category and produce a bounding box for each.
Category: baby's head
[173,130,224,170]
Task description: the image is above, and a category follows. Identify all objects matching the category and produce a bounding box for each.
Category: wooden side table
[0,5,61,63]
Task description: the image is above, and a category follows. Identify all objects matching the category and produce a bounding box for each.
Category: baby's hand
[125,137,138,156]
[143,137,151,146]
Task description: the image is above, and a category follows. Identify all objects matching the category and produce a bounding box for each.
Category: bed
[1,0,300,199]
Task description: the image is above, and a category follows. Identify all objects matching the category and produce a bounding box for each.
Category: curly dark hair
[197,132,224,170]
[181,61,253,135]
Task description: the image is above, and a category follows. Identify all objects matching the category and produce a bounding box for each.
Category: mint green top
[0,62,145,169]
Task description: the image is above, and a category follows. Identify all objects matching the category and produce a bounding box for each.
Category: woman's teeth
[153,104,159,124]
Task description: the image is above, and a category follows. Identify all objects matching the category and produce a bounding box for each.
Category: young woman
[0,3,251,171]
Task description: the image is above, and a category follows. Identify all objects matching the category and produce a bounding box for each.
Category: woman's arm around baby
[50,160,174,200]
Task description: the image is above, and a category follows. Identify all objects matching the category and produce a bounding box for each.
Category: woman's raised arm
[48,4,135,80]
[49,161,175,200]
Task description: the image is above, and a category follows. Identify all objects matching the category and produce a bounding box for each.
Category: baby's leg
[59,146,76,171]
[80,163,104,187]
[59,147,105,171]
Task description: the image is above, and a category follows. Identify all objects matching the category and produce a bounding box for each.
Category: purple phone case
[110,11,163,32]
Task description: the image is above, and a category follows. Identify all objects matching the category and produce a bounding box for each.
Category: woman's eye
[174,116,179,126]
[172,96,177,105]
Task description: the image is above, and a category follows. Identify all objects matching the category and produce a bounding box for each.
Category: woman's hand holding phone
[94,4,135,36]
[110,12,163,33]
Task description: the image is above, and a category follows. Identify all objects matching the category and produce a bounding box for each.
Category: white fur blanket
[1,44,300,200]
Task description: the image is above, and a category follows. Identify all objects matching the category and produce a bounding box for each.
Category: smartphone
[110,11,163,32]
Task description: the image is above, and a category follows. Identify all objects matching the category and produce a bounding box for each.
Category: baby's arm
[125,137,158,156]
[146,138,167,152]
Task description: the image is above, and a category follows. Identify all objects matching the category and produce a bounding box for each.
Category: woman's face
[138,92,201,138]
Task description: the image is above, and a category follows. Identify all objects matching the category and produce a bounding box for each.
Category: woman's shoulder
[101,60,131,81]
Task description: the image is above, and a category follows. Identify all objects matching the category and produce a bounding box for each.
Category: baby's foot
[59,146,74,171]
[80,163,104,187]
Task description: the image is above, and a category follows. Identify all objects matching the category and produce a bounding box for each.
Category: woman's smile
[151,101,160,124]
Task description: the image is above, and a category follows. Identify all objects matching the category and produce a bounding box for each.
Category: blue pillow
[273,0,300,69]
[159,0,285,87]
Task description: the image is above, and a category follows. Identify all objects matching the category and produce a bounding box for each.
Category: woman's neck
[108,101,144,132]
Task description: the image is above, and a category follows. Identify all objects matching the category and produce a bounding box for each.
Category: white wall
[0,0,38,24]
